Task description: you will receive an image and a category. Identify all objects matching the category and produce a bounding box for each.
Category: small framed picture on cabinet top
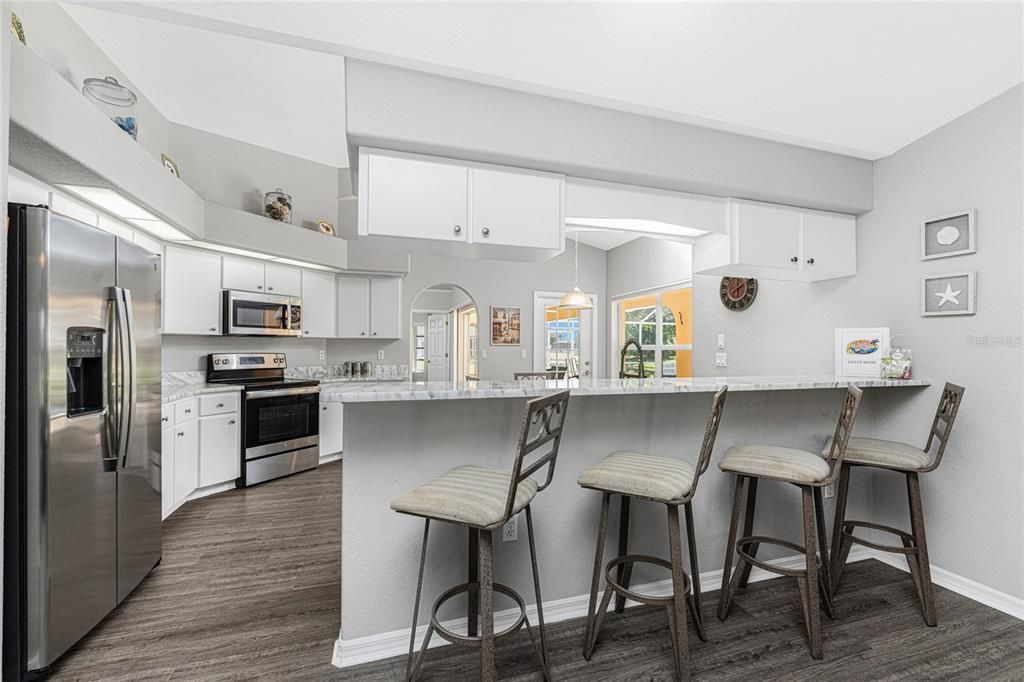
[921,209,976,260]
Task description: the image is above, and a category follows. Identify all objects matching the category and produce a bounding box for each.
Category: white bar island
[324,376,930,668]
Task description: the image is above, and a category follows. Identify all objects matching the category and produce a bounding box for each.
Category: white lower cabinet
[319,402,344,457]
[162,391,241,519]
[198,412,241,487]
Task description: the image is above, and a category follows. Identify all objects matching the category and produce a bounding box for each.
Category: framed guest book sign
[835,327,890,379]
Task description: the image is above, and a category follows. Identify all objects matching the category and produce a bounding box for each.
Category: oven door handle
[246,386,321,400]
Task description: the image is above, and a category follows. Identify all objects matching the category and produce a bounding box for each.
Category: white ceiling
[62,3,349,167]
[70,1,1023,160]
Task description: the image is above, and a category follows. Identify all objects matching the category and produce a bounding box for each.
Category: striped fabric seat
[390,464,537,529]
[822,436,931,471]
[719,444,831,484]
[577,452,696,503]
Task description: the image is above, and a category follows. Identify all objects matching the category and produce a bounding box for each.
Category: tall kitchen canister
[82,76,139,140]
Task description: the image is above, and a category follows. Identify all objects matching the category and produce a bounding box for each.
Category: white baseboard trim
[863,549,1024,620]
[331,547,873,669]
[186,481,236,502]
[319,452,343,465]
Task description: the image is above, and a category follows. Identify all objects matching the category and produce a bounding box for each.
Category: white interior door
[427,314,449,381]
[533,293,595,378]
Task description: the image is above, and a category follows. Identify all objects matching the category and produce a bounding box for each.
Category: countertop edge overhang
[320,376,931,404]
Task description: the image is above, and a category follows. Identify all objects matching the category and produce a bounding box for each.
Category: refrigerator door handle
[104,297,120,470]
[120,287,137,469]
[107,286,131,471]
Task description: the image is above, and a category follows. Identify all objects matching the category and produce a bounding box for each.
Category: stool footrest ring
[603,554,691,607]
[842,520,918,555]
[429,581,529,646]
[736,536,821,578]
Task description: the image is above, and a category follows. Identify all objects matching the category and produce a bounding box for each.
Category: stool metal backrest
[821,386,864,485]
[920,382,965,472]
[514,371,565,380]
[503,391,571,521]
[686,386,729,500]
[566,356,580,379]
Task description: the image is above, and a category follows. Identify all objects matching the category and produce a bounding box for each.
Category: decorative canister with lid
[264,188,293,224]
[82,77,139,140]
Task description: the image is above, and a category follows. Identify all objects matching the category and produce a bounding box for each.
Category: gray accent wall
[345,60,874,214]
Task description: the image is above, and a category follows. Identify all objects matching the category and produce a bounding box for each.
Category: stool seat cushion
[577,452,696,503]
[719,444,831,484]
[822,436,931,471]
[390,465,537,529]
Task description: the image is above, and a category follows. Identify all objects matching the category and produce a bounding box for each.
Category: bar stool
[390,390,571,682]
[577,387,729,681]
[717,386,862,659]
[827,382,965,626]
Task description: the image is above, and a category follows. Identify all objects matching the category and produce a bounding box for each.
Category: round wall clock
[719,277,758,311]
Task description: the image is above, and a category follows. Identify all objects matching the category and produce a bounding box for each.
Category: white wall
[607,237,692,298]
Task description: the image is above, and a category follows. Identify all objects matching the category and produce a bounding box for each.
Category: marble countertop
[162,377,243,403]
[319,375,931,404]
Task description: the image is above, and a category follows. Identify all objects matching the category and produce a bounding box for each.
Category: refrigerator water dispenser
[66,327,105,417]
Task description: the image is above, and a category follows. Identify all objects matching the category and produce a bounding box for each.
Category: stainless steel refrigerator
[4,204,162,678]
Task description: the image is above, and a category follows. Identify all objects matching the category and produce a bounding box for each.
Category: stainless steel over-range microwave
[222,289,302,336]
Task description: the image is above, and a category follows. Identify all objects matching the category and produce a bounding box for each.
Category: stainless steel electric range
[206,353,320,486]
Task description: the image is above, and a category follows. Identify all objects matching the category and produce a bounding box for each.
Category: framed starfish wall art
[921,271,976,317]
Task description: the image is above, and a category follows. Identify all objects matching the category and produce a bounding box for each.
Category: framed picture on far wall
[490,306,521,345]
[834,327,890,379]
[921,209,976,260]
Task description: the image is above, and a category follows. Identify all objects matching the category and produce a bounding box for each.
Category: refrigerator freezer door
[115,238,162,602]
[27,209,119,671]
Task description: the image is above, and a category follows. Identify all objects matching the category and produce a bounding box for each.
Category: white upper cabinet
[164,245,222,335]
[800,211,857,278]
[358,148,565,256]
[370,278,403,339]
[693,199,856,282]
[222,256,266,292]
[301,270,337,338]
[471,167,563,249]
[362,152,469,242]
[265,263,302,296]
[222,257,301,296]
[336,277,371,338]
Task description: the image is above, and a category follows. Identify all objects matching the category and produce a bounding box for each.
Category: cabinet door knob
[177,431,184,437]
[481,227,490,237]
[453,225,462,234]
[228,420,236,425]
[209,327,217,333]
[268,286,274,291]
[806,258,815,264]
[373,332,378,336]
[162,416,169,423]
[216,403,224,408]
[257,285,263,290]
[184,408,191,414]
[360,332,366,336]
[322,406,328,411]
[790,256,799,263]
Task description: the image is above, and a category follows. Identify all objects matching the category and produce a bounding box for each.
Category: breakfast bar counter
[328,376,930,669]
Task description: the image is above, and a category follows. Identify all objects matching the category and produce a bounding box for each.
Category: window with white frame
[615,285,693,378]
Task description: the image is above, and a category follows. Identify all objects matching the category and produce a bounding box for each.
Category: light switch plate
[717,334,726,349]
[715,352,728,367]
[318,350,325,361]
[520,349,527,359]
[482,349,489,359]
[377,349,385,360]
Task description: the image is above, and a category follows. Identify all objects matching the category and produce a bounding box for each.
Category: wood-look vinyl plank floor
[46,461,1024,681]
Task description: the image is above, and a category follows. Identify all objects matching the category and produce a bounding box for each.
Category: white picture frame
[834,327,890,379]
[921,271,976,317]
[921,209,976,260]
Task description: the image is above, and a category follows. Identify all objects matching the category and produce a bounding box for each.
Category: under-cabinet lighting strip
[58,184,193,241]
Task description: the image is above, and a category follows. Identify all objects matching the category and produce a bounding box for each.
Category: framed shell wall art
[921,209,976,260]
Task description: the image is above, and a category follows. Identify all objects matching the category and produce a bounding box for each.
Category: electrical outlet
[824,482,836,499]
[377,349,385,360]
[482,349,489,360]
[717,334,726,349]
[318,350,326,361]
[502,515,518,542]
[715,352,728,368]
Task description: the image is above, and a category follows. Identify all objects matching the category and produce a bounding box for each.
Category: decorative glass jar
[82,77,139,140]
[264,188,293,224]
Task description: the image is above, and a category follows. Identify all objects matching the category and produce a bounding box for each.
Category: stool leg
[800,486,824,659]
[479,529,496,682]
[717,475,745,621]
[829,463,852,596]
[736,477,759,589]
[468,528,479,638]
[583,492,611,659]
[907,472,937,626]
[405,520,430,681]
[525,505,550,679]
[812,487,835,620]
[683,502,706,642]
[614,495,632,613]
[667,505,692,682]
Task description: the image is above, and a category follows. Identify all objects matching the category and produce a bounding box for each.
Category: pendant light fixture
[558,231,594,310]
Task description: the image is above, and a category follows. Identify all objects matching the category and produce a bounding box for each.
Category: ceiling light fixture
[558,231,593,310]
[58,185,193,241]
